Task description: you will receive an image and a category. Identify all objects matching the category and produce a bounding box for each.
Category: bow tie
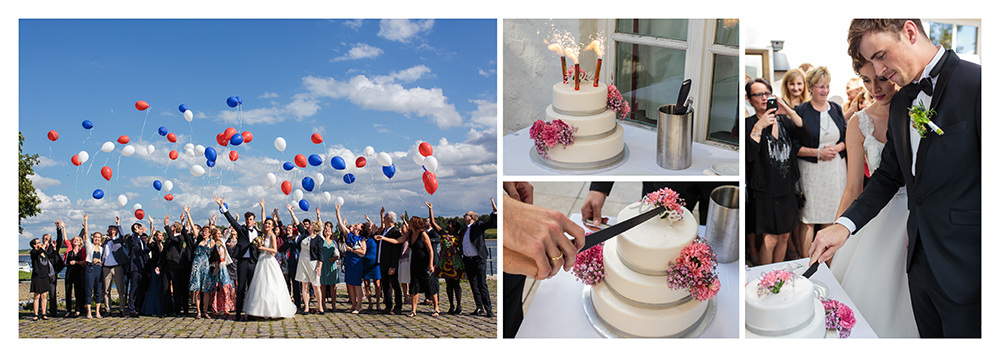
[903,77,933,102]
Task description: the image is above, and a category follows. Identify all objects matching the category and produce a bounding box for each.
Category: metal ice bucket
[706,185,739,263]
[656,104,692,170]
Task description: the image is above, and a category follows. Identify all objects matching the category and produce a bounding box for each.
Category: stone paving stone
[19,279,496,339]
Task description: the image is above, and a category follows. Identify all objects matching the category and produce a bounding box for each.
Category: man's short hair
[132,223,142,234]
[847,19,927,65]
[244,211,255,221]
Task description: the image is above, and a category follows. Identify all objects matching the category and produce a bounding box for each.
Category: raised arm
[286,203,300,226]
[335,204,349,235]
[426,202,443,233]
[259,198,266,227]
[183,205,198,238]
[316,207,322,224]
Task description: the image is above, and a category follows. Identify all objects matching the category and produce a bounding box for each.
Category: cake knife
[802,262,819,278]
[674,79,692,114]
[580,205,666,251]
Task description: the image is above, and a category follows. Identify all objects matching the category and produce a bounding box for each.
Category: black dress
[746,114,808,235]
[408,236,438,295]
[29,248,52,294]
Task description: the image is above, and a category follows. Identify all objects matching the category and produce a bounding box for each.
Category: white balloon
[265,172,277,188]
[185,148,195,157]
[293,189,303,202]
[413,152,425,166]
[101,141,115,153]
[121,145,135,156]
[335,196,345,207]
[323,192,332,203]
[364,146,375,157]
[183,110,193,122]
[146,145,155,155]
[163,180,173,192]
[78,151,89,163]
[117,194,128,207]
[423,155,439,173]
[194,145,205,157]
[274,137,286,152]
[315,173,324,186]
[376,152,392,166]
[190,164,205,177]
[132,203,142,210]
[184,143,194,151]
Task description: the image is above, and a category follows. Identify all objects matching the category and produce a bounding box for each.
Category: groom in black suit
[461,198,497,317]
[811,19,980,338]
[215,195,260,321]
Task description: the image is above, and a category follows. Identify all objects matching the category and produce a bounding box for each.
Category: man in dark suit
[123,221,150,317]
[277,218,303,311]
[214,195,260,321]
[374,208,403,314]
[162,215,191,316]
[460,198,497,317]
[43,222,65,317]
[812,19,980,338]
[101,220,129,317]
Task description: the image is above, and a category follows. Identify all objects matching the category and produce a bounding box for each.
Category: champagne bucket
[706,185,739,263]
[656,104,693,170]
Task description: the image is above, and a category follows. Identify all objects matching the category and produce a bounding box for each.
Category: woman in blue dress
[337,204,366,314]
[185,205,215,319]
[361,220,381,311]
[317,214,341,312]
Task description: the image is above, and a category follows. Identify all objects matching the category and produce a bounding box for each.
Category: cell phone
[766,97,778,112]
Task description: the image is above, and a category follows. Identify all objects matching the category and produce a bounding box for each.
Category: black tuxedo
[123,229,150,315]
[223,209,259,317]
[379,226,403,312]
[461,212,496,314]
[45,227,65,316]
[162,226,193,314]
[842,49,980,337]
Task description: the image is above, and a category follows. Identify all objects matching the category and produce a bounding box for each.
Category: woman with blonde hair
[781,68,809,107]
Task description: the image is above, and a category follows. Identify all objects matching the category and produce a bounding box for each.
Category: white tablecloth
[503,124,738,176]
[747,258,878,338]
[515,214,739,338]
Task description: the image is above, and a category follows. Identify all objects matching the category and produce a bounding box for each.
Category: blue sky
[18,19,497,248]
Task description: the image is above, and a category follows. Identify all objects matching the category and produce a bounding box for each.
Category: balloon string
[82,131,92,145]
[85,150,98,177]
[116,154,122,182]
[139,108,149,143]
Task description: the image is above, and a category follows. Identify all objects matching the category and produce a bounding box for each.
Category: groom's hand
[809,224,850,265]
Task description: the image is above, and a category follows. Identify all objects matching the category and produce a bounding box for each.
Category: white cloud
[343,19,363,30]
[36,155,62,168]
[478,68,496,77]
[468,99,497,128]
[373,124,389,134]
[332,43,384,62]
[378,19,434,43]
[259,92,279,99]
[28,173,62,189]
[374,65,431,84]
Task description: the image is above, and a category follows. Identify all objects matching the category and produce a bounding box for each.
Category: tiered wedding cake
[537,81,625,164]
[745,270,826,338]
[584,191,717,338]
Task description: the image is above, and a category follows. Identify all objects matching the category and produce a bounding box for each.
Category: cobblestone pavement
[18,279,496,338]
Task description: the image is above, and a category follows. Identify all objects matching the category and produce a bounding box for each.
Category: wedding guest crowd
[26,197,496,321]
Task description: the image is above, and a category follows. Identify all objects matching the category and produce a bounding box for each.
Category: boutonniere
[908,101,943,138]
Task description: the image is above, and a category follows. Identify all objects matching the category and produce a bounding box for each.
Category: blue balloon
[308,154,322,167]
[178,104,188,113]
[82,120,94,130]
[206,159,216,167]
[298,199,310,211]
[382,164,396,179]
[153,180,162,191]
[226,96,239,108]
[283,162,295,171]
[204,147,218,161]
[343,173,355,184]
[93,189,104,199]
[236,96,242,104]
[331,156,346,170]
[302,177,315,192]
[230,133,244,146]
[158,126,168,136]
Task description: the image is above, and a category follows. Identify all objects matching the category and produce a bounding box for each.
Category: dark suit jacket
[461,213,496,261]
[223,210,259,265]
[793,101,847,163]
[377,226,402,270]
[842,49,980,304]
[104,233,130,269]
[124,230,150,274]
[48,226,66,274]
[161,226,186,270]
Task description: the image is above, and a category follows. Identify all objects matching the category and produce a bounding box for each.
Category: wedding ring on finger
[549,252,564,261]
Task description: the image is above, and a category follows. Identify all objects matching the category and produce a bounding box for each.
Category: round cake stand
[582,285,717,338]
[529,144,629,175]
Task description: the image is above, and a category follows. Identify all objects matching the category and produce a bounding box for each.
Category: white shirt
[220,204,256,258]
[377,227,390,264]
[462,223,478,257]
[102,235,120,266]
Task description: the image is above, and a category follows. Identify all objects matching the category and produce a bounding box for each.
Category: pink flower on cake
[607,84,631,120]
[642,187,685,222]
[665,236,719,301]
[821,298,856,338]
[529,119,578,159]
[756,268,794,297]
[571,236,605,286]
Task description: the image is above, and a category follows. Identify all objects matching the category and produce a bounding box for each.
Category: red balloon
[101,166,113,181]
[167,133,177,143]
[311,133,323,144]
[216,132,229,147]
[71,155,81,166]
[241,131,253,143]
[418,142,433,157]
[47,130,59,141]
[164,194,174,201]
[224,127,237,141]
[117,135,130,144]
[135,100,149,111]
[356,157,367,168]
[294,154,307,168]
[281,180,292,195]
[134,209,145,220]
[423,172,438,195]
[169,150,179,160]
[229,150,239,161]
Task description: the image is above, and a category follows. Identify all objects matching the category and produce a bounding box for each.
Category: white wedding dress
[243,234,297,319]
[829,109,918,337]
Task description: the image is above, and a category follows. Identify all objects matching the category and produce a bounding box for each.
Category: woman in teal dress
[185,205,215,319]
[320,220,341,311]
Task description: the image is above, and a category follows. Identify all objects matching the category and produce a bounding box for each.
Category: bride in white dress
[829,62,917,337]
[243,200,297,319]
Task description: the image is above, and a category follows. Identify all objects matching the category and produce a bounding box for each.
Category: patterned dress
[189,244,214,292]
[210,245,236,313]
[436,234,465,280]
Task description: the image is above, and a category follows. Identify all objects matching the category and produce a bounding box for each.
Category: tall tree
[19,132,41,233]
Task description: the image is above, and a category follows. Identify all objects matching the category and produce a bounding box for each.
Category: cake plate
[582,285,716,338]
[529,144,629,175]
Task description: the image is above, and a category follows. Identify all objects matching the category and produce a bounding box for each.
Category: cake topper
[641,187,685,222]
[756,266,795,297]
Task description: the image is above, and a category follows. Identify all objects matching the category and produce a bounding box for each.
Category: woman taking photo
[745,78,806,265]
[795,66,848,258]
[337,205,366,314]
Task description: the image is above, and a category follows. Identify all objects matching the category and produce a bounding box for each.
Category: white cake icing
[602,238,692,305]
[552,81,608,115]
[545,104,617,136]
[537,81,625,165]
[592,279,708,338]
[546,123,624,163]
[745,275,826,338]
[615,201,698,273]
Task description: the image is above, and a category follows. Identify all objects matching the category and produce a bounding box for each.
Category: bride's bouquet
[251,234,265,248]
